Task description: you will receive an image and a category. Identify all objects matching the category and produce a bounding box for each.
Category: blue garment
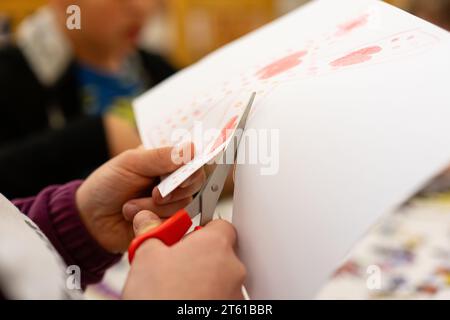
[76,61,143,115]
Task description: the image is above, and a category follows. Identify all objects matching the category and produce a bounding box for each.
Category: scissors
[128,92,256,263]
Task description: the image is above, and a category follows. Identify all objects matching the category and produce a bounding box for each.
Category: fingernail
[159,194,172,204]
[134,211,161,235]
[123,203,140,219]
[180,141,193,158]
[180,178,193,188]
[173,142,193,164]
[138,215,160,228]
[140,221,161,234]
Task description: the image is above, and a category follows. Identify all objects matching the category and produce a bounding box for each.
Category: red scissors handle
[128,209,193,263]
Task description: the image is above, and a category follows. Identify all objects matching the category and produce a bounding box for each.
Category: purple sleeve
[12,180,122,288]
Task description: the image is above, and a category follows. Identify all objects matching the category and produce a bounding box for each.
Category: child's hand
[76,143,206,254]
[122,210,246,300]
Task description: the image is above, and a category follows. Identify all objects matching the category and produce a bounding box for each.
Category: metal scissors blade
[185,92,256,225]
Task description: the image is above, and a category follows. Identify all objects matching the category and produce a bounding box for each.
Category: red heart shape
[209,115,239,154]
[256,51,308,80]
[330,46,382,67]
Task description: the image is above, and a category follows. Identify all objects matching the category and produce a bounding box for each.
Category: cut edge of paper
[156,99,251,197]
[157,134,231,197]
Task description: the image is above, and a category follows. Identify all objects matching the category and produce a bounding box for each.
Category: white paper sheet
[134,0,450,298]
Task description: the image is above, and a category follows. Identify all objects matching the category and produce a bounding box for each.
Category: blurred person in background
[0,14,11,46]
[0,0,175,199]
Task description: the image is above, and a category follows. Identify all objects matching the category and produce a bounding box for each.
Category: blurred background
[1,0,448,68]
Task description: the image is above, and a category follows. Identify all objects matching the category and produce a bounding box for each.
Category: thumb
[133,210,162,236]
[118,142,195,178]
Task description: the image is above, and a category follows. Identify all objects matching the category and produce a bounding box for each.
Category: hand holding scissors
[128,92,256,263]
